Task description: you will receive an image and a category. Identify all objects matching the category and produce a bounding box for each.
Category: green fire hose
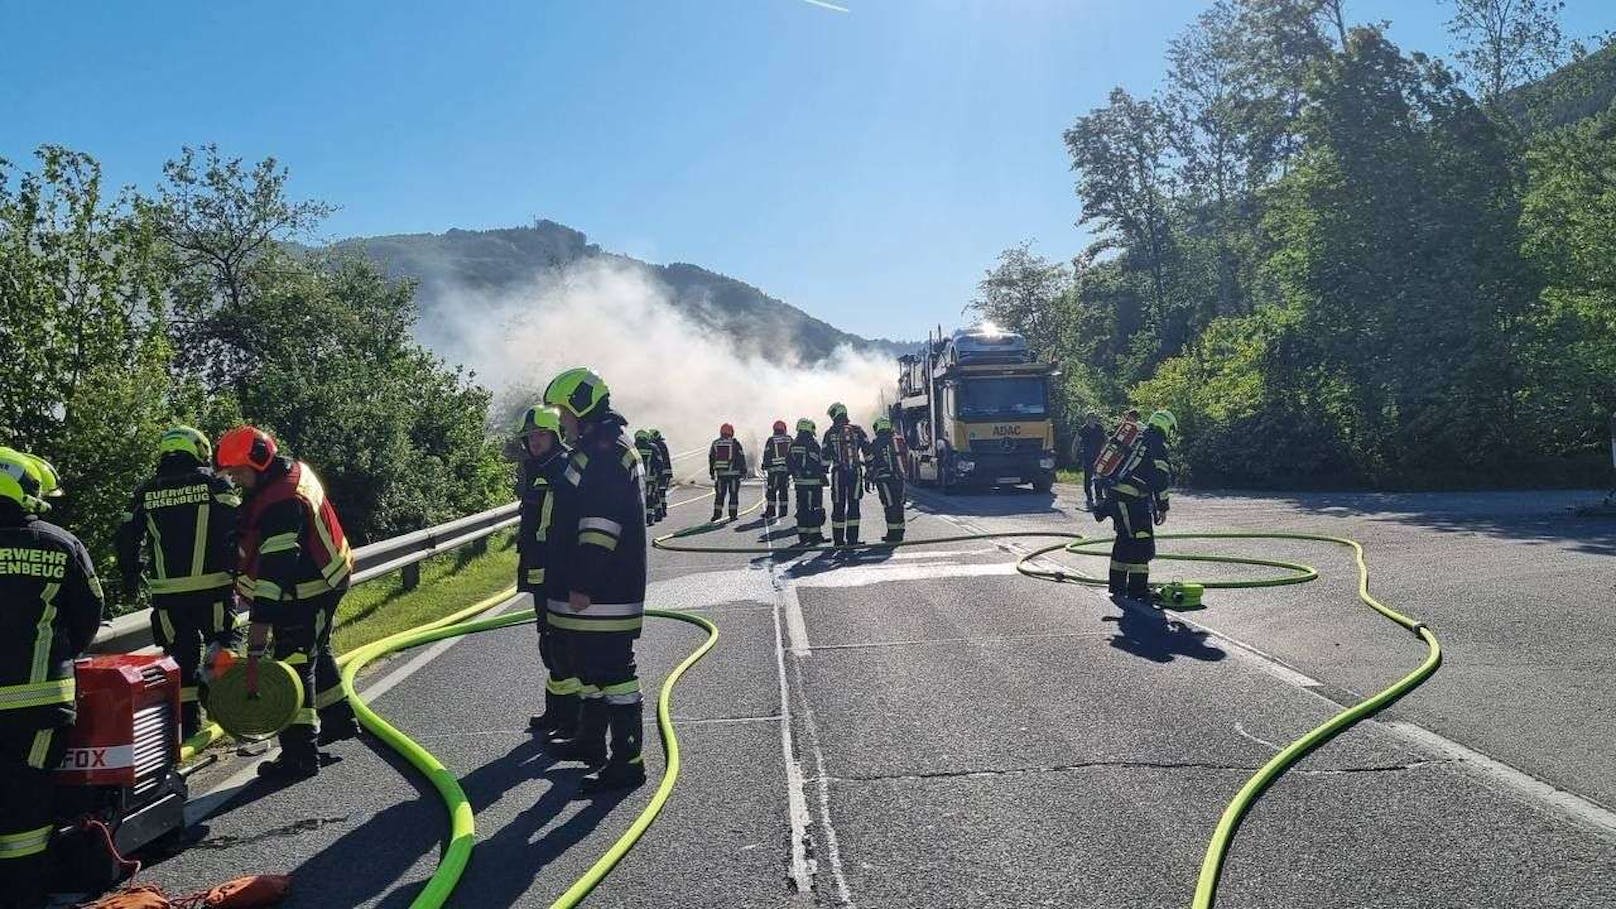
[173,486,1437,909]
[652,505,1442,909]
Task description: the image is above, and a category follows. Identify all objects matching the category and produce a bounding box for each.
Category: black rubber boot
[541,692,580,742]
[710,509,722,523]
[1108,569,1127,595]
[260,731,320,781]
[180,701,203,740]
[549,697,607,765]
[1127,569,1150,601]
[581,702,646,794]
[529,689,563,733]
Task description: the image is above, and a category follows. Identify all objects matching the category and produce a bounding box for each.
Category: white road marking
[1385,721,1616,840]
[764,498,855,906]
[764,507,817,896]
[792,561,1018,589]
[919,496,1616,842]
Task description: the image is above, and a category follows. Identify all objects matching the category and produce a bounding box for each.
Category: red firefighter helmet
[773,420,787,434]
[216,426,278,471]
[720,423,735,438]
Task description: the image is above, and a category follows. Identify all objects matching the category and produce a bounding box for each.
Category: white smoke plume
[419,259,895,481]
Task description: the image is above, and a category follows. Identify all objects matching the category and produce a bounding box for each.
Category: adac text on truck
[892,324,1059,493]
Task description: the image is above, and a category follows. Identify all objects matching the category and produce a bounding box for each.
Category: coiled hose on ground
[178,491,1438,909]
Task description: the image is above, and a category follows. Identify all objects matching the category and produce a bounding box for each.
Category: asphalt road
[131,481,1616,908]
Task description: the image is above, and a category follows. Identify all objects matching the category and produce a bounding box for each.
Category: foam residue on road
[419,259,893,476]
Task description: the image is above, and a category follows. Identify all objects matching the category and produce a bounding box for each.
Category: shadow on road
[1190,489,1616,557]
[1101,599,1225,664]
[273,734,624,908]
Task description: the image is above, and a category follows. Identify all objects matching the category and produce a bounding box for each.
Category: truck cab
[896,325,1057,493]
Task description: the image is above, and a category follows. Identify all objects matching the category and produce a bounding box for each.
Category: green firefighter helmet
[27,453,62,501]
[872,416,893,433]
[827,402,848,420]
[634,428,650,442]
[1147,409,1178,437]
[0,447,42,509]
[515,404,562,437]
[796,418,816,434]
[543,367,611,420]
[158,425,211,463]
[648,428,663,440]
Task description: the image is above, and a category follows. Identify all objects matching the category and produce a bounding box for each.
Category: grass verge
[331,529,520,656]
[1055,469,1085,485]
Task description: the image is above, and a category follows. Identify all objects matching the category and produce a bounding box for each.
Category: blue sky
[3,1,1609,340]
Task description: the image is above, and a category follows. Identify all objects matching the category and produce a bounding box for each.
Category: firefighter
[708,423,747,523]
[866,417,906,543]
[540,367,649,792]
[513,406,583,740]
[215,426,357,781]
[762,420,793,521]
[788,419,827,546]
[634,430,660,526]
[648,429,673,521]
[114,426,242,739]
[1073,412,1107,511]
[1103,409,1176,601]
[0,449,102,909]
[821,403,870,547]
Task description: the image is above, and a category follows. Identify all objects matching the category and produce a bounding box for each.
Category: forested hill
[329,222,908,361]
[1506,42,1616,130]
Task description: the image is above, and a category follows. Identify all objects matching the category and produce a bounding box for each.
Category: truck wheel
[1032,475,1054,493]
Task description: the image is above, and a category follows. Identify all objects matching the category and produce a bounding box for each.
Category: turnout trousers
[765,471,791,519]
[829,468,863,545]
[271,589,353,760]
[794,482,825,545]
[151,588,240,736]
[1106,495,1156,597]
[873,476,905,542]
[712,475,741,520]
[546,620,644,770]
[0,723,67,909]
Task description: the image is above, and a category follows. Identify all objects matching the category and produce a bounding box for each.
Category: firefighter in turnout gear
[634,430,660,526]
[0,448,103,909]
[788,419,827,546]
[867,417,906,543]
[648,429,672,521]
[821,403,870,547]
[542,368,650,792]
[708,424,747,523]
[1101,410,1176,600]
[114,426,243,739]
[513,406,583,739]
[762,420,793,521]
[216,426,358,781]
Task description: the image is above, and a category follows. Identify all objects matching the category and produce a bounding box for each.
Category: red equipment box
[55,654,181,791]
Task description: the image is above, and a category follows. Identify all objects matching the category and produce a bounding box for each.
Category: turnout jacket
[866,433,905,481]
[651,436,673,480]
[1075,423,1106,467]
[517,448,568,593]
[763,433,793,474]
[544,417,648,634]
[1113,428,1174,510]
[115,456,240,599]
[787,432,826,486]
[236,457,354,624]
[633,437,659,482]
[821,422,870,474]
[708,437,747,478]
[0,503,104,727]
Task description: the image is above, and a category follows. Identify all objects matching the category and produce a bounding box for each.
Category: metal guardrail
[89,501,520,654]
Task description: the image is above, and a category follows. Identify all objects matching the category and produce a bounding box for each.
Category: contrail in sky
[800,0,849,11]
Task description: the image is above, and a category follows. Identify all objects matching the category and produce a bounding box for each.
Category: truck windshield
[957,378,1047,418]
